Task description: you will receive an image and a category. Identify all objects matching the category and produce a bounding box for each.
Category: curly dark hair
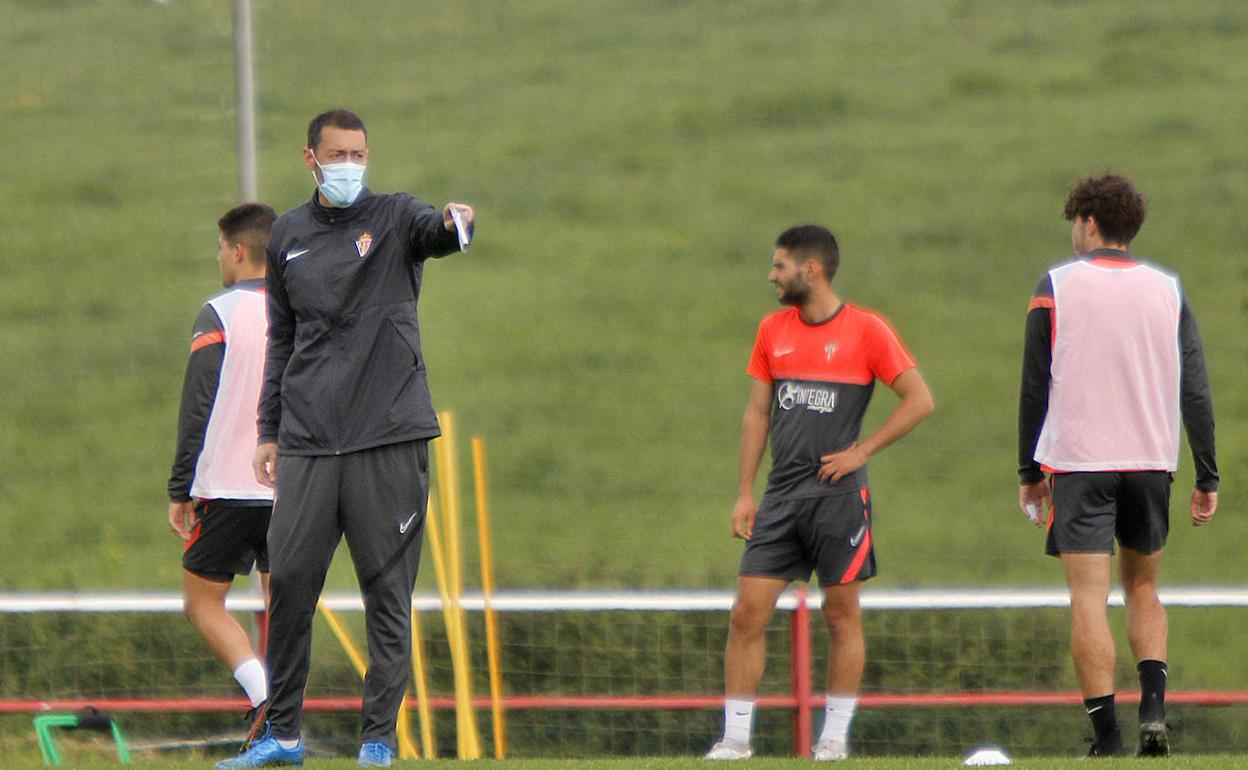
[1062,173,1147,245]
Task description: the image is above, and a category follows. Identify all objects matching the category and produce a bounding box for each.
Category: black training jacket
[258,188,462,455]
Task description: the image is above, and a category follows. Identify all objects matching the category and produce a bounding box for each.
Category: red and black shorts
[182,499,273,582]
[739,488,875,587]
[1045,471,1171,556]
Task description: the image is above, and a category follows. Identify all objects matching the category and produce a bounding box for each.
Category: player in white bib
[1018,174,1218,757]
[167,203,277,752]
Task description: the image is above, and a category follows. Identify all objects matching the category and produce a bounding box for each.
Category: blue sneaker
[216,729,303,768]
[357,741,394,767]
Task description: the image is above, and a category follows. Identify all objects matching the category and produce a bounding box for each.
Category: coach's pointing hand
[253,442,278,489]
[442,203,474,230]
[731,494,756,540]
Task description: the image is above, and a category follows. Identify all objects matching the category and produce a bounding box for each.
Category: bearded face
[775,271,811,306]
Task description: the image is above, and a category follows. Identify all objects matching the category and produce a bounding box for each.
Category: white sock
[275,738,301,749]
[233,658,268,707]
[723,699,755,745]
[818,695,857,744]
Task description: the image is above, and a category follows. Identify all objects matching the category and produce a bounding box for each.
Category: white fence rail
[2,587,1247,613]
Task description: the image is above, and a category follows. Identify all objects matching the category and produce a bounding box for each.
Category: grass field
[3,0,1245,592]
[6,758,1248,770]
[2,0,1247,759]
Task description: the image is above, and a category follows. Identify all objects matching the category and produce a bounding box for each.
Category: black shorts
[1046,471,1171,556]
[182,500,272,582]
[739,488,875,587]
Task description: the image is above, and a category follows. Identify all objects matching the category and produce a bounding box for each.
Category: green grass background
[3,0,1244,592]
[1,0,1247,759]
[4,757,1248,770]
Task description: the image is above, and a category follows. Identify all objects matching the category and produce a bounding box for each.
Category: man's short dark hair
[218,202,276,266]
[776,225,840,282]
[307,108,368,151]
[1063,173,1147,245]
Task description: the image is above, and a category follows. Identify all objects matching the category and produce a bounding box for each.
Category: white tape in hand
[1023,501,1044,525]
[450,207,471,251]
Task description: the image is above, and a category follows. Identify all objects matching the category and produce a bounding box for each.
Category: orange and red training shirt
[748,303,916,500]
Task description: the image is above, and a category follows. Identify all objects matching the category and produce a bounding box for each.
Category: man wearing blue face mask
[221,108,475,769]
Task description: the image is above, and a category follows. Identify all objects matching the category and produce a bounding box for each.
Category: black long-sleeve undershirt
[1177,303,1218,491]
[167,304,224,502]
[1017,276,1053,486]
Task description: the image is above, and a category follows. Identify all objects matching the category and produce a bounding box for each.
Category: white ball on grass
[963,746,1011,766]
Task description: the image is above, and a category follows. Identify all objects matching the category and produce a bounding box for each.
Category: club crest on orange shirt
[355,232,373,258]
[824,341,837,361]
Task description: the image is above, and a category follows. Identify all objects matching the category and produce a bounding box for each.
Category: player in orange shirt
[707,225,933,761]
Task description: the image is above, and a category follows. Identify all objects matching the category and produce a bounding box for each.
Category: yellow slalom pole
[410,606,436,758]
[433,412,482,758]
[316,600,368,676]
[424,494,479,758]
[317,600,420,759]
[430,445,468,755]
[395,700,418,761]
[438,411,464,600]
[472,436,507,758]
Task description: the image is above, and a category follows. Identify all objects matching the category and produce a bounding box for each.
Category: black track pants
[265,440,428,749]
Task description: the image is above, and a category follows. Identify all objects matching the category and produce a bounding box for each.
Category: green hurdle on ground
[33,709,131,765]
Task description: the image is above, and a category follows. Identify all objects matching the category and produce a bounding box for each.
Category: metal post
[232,0,258,201]
[789,588,812,757]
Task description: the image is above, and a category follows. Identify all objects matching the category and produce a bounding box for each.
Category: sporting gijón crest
[354,232,373,258]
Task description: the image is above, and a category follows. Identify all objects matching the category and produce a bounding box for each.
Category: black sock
[1084,693,1121,747]
[1138,659,1167,724]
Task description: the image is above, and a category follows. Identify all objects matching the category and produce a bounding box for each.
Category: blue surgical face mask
[311,156,366,207]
